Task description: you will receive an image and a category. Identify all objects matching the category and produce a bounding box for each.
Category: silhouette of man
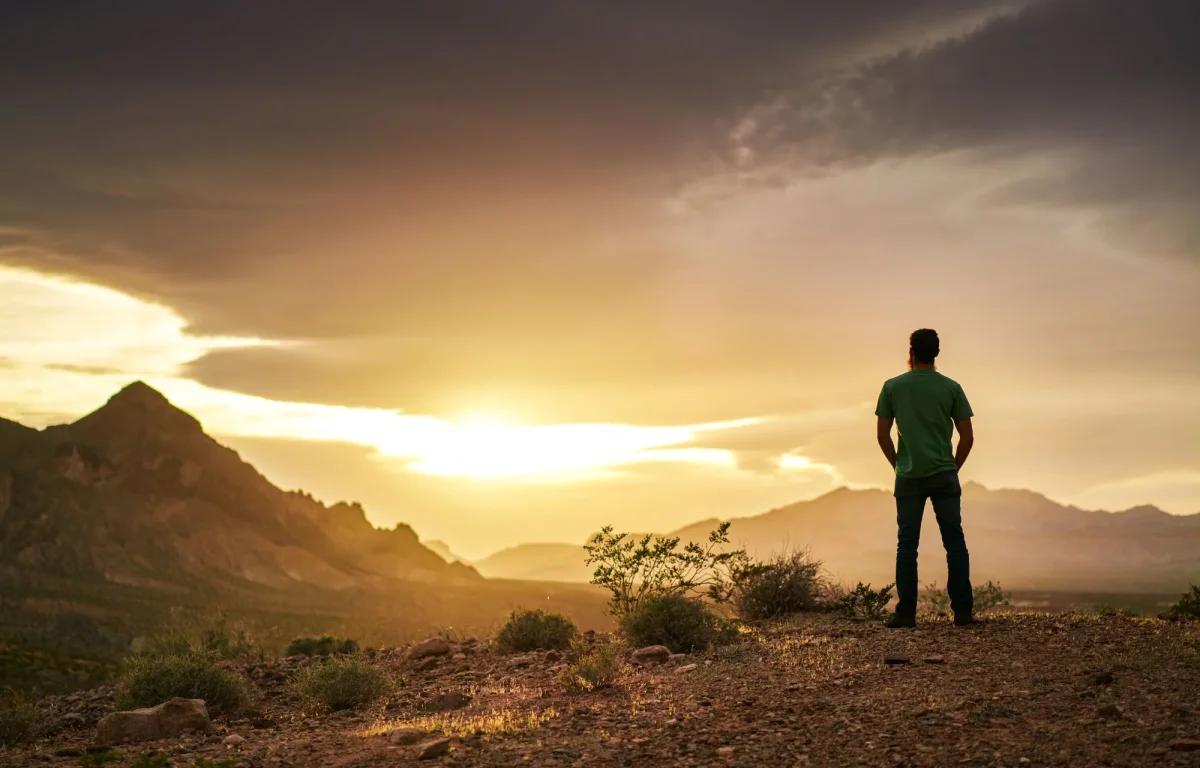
[875,329,976,628]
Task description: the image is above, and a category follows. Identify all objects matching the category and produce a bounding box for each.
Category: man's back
[876,369,972,478]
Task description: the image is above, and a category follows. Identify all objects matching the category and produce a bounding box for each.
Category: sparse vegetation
[558,636,627,693]
[494,609,577,653]
[143,609,258,663]
[732,550,826,620]
[920,580,1011,616]
[78,750,122,768]
[190,759,238,768]
[829,582,895,620]
[1167,584,1200,621]
[973,581,1011,613]
[585,522,751,616]
[0,687,41,747]
[130,753,170,768]
[619,593,736,653]
[290,654,394,712]
[115,650,246,714]
[284,636,359,657]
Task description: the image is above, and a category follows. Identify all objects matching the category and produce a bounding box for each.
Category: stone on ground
[96,698,213,744]
[631,645,672,665]
[407,637,452,660]
[387,728,427,746]
[417,737,452,759]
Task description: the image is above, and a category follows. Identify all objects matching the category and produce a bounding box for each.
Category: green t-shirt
[875,370,973,478]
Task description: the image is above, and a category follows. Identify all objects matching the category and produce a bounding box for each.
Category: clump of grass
[0,687,42,747]
[115,650,246,714]
[285,636,359,657]
[828,582,894,620]
[130,753,170,768]
[733,550,826,620]
[143,609,257,663]
[362,707,558,740]
[619,594,736,653]
[494,609,577,653]
[291,655,394,712]
[559,636,627,693]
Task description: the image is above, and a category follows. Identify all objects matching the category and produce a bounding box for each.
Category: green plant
[494,609,577,653]
[0,687,41,747]
[559,636,627,693]
[144,609,256,662]
[732,550,826,620]
[115,650,245,714]
[285,636,359,657]
[618,594,736,653]
[830,582,895,620]
[918,582,952,616]
[585,522,751,616]
[78,750,122,768]
[131,752,171,768]
[291,654,393,712]
[1165,584,1200,621]
[920,580,1010,616]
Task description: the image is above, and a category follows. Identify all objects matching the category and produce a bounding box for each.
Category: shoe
[954,614,985,627]
[885,613,916,629]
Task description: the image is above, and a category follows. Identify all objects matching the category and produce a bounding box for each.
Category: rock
[1088,670,1115,686]
[507,654,537,669]
[96,698,213,744]
[1095,703,1124,719]
[422,691,472,713]
[417,737,452,760]
[387,728,427,746]
[407,637,452,660]
[57,712,88,730]
[452,653,467,660]
[414,657,441,672]
[1170,739,1200,752]
[544,650,564,663]
[717,746,735,756]
[250,717,277,729]
[224,734,246,746]
[884,655,912,665]
[631,645,672,665]
[675,664,699,674]
[923,656,945,664]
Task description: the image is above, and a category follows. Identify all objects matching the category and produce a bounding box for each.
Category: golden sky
[2,2,1199,557]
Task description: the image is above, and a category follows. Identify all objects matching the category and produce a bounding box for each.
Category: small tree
[830,582,894,620]
[585,522,750,616]
[1167,584,1200,621]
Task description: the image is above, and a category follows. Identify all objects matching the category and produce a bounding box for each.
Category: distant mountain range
[475,486,1200,593]
[0,382,478,591]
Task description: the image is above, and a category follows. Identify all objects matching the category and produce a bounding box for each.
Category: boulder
[417,737,452,760]
[96,698,213,744]
[631,645,671,666]
[422,691,472,713]
[387,728,427,746]
[407,637,452,660]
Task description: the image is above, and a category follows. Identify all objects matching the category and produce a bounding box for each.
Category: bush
[285,636,359,657]
[733,550,825,620]
[143,610,257,663]
[115,651,245,714]
[291,655,393,712]
[585,522,751,616]
[830,582,894,620]
[1168,585,1200,621]
[619,594,736,653]
[920,580,1010,616]
[0,688,41,747]
[494,610,577,653]
[558,636,627,693]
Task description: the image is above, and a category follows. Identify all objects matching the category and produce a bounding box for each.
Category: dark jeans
[894,470,972,618]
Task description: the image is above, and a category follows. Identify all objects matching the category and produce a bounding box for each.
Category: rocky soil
[5,613,1199,767]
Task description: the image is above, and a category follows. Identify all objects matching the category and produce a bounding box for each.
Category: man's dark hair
[909,328,940,365]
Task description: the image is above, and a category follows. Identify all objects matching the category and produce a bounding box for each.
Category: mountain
[0,382,479,591]
[474,484,1200,592]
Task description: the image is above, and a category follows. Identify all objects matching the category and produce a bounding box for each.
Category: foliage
[115,650,245,714]
[1092,604,1141,618]
[191,759,239,768]
[618,594,737,653]
[830,582,895,620]
[558,636,627,693]
[0,687,41,747]
[131,753,170,768]
[1168,584,1200,621]
[494,609,577,653]
[78,751,122,768]
[290,654,394,712]
[732,550,826,620]
[284,636,359,657]
[143,609,257,663]
[585,522,751,616]
[919,580,1010,616]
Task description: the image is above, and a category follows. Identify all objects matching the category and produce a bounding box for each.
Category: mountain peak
[109,380,170,407]
[69,381,203,439]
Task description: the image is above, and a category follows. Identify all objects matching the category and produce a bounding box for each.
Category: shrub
[619,594,736,653]
[558,636,627,693]
[291,655,393,712]
[494,610,577,653]
[130,753,170,768]
[585,522,751,616]
[1168,585,1200,621]
[733,550,825,620]
[115,651,245,714]
[78,750,123,768]
[920,580,1010,616]
[830,582,894,620]
[143,610,256,663]
[285,636,359,657]
[0,688,41,747]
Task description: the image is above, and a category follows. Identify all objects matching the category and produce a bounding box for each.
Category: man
[875,328,976,628]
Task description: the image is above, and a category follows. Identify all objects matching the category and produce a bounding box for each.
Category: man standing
[875,329,976,628]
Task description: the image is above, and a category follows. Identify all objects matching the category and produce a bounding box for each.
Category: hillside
[0,382,477,591]
[475,485,1200,592]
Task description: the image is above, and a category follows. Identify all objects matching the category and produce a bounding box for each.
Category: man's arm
[876,416,897,470]
[954,418,974,470]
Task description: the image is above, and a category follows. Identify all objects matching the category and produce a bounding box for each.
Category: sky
[1,1,1198,558]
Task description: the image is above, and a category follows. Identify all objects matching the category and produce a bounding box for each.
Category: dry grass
[360,706,559,740]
